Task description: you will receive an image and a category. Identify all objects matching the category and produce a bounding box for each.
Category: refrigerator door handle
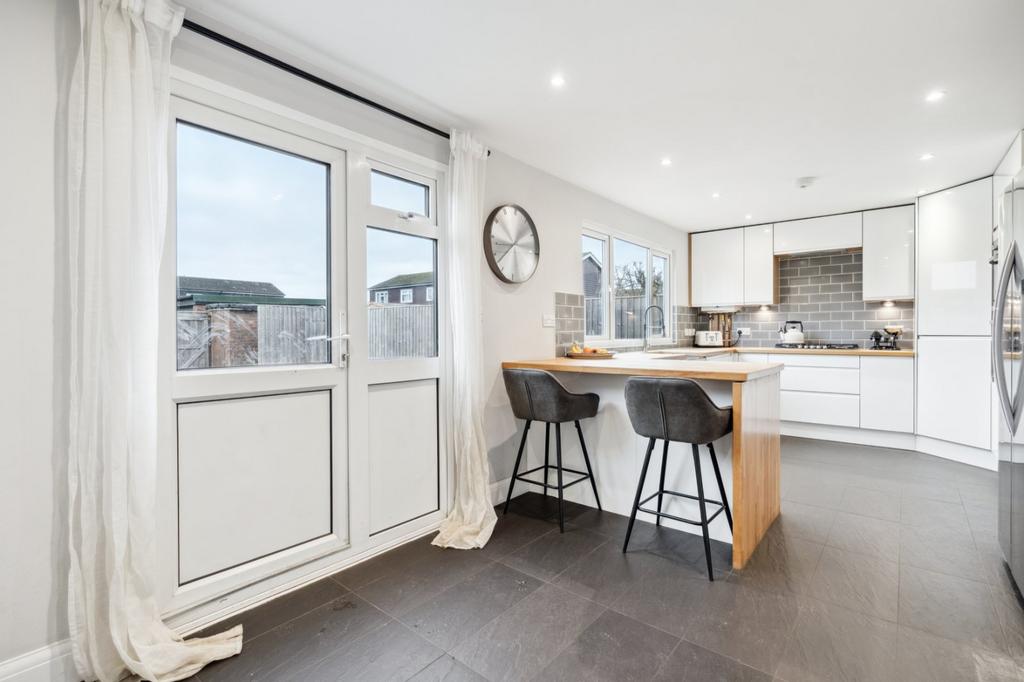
[994,240,1024,432]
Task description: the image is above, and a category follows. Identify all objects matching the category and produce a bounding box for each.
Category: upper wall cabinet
[862,205,915,301]
[744,224,776,305]
[917,178,993,336]
[690,228,744,307]
[773,213,862,254]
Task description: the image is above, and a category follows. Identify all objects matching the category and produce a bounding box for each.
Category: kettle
[779,320,805,344]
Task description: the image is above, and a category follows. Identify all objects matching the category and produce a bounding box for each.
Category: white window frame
[400,288,413,303]
[426,286,434,302]
[582,223,673,345]
[374,291,387,304]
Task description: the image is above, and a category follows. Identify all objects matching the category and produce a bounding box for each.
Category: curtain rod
[181,19,452,141]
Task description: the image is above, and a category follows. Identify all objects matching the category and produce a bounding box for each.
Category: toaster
[694,330,724,347]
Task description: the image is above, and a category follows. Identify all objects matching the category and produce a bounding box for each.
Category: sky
[176,123,434,301]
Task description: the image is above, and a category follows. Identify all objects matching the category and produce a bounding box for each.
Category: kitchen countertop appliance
[995,165,1024,593]
[778,320,805,345]
[694,330,724,347]
[870,326,903,350]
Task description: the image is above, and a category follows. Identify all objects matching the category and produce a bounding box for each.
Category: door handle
[994,241,1024,431]
[306,334,351,342]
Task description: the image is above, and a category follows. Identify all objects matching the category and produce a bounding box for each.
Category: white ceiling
[181,0,1024,231]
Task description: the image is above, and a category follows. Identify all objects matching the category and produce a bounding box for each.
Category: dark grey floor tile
[408,655,487,682]
[554,538,658,606]
[538,609,678,682]
[806,546,899,622]
[199,593,389,681]
[900,495,971,532]
[898,564,1007,654]
[782,477,847,509]
[300,619,443,681]
[900,480,964,504]
[895,625,1023,682]
[772,500,836,544]
[504,491,591,524]
[825,511,900,560]
[194,577,348,642]
[634,524,734,579]
[775,597,899,682]
[333,534,441,591]
[682,579,800,675]
[498,526,607,582]
[401,562,542,651]
[476,511,555,560]
[356,544,493,617]
[959,481,999,508]
[728,531,822,597]
[838,485,901,521]
[608,552,715,637]
[899,523,990,584]
[653,639,771,682]
[565,505,637,538]
[450,583,605,682]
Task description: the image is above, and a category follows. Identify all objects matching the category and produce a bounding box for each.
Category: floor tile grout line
[218,582,355,650]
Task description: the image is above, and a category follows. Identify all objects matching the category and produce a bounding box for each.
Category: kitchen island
[500,353,783,569]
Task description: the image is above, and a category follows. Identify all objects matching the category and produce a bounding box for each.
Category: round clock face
[484,204,540,283]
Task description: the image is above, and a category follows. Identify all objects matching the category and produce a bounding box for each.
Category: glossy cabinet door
[690,228,744,306]
[917,178,994,336]
[773,212,862,254]
[860,356,914,432]
[744,224,775,305]
[917,336,992,449]
[862,206,915,301]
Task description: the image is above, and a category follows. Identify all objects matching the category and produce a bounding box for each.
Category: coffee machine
[870,325,903,350]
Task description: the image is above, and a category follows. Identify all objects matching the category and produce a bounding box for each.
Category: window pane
[651,255,668,337]
[582,234,606,337]
[175,122,329,370]
[371,170,429,216]
[367,228,437,359]
[613,238,648,339]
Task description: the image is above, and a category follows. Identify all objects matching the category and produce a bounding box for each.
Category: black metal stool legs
[707,442,732,532]
[543,422,551,498]
[504,420,531,514]
[623,437,657,552]
[575,420,602,511]
[656,440,668,526]
[555,423,565,532]
[692,444,715,581]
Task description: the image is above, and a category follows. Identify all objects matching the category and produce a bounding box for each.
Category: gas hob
[774,343,860,350]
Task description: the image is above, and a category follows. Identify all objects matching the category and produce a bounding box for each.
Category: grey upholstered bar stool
[502,368,602,532]
[622,376,733,581]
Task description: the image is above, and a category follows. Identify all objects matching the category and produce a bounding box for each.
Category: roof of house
[368,272,434,290]
[177,276,285,298]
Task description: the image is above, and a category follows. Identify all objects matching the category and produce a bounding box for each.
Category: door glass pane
[613,238,649,339]
[371,170,429,217]
[367,228,437,359]
[582,234,606,337]
[651,254,668,337]
[175,122,329,370]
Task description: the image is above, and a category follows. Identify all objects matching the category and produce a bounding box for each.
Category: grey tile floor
[195,437,1024,681]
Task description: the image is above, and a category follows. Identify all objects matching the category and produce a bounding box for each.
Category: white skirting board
[0,640,76,682]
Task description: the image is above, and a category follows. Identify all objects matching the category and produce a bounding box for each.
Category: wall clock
[483,204,540,283]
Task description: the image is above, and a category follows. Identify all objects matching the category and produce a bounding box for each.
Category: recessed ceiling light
[711,192,720,199]
[661,157,672,167]
[919,153,935,161]
[744,214,753,221]
[925,89,946,103]
[549,73,565,89]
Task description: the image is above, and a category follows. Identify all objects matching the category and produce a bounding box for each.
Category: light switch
[542,313,556,328]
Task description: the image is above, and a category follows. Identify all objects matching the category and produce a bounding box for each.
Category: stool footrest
[515,464,591,491]
[637,490,725,527]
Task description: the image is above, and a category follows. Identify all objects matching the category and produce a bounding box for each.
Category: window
[374,291,388,304]
[175,122,329,370]
[426,286,434,302]
[370,169,429,216]
[582,229,671,342]
[366,227,437,359]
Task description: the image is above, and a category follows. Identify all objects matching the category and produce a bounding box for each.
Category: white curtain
[433,130,497,549]
[66,1,242,680]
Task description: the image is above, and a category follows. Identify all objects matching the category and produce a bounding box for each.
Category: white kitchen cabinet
[773,212,862,254]
[860,356,914,432]
[917,178,993,336]
[744,224,775,305]
[690,228,744,306]
[917,337,991,449]
[862,206,915,301]
[780,366,859,394]
[781,391,860,427]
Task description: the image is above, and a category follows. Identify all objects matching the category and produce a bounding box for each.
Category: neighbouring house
[582,252,602,298]
[368,271,435,305]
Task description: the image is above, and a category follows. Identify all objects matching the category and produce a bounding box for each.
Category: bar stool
[502,368,602,532]
[622,376,733,581]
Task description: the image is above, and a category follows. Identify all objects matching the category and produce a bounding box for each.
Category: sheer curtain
[66,1,242,680]
[432,130,497,549]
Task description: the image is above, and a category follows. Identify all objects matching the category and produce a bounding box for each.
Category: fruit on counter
[570,342,609,354]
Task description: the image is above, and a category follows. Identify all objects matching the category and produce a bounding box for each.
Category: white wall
[0,0,77,669]
[480,152,687,484]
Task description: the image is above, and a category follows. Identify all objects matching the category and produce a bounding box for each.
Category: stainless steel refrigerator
[996,167,1024,588]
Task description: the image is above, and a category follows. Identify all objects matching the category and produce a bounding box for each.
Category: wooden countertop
[501,356,783,382]
[739,347,915,358]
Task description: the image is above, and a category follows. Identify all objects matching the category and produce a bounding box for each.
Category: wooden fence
[584,295,666,339]
[176,312,210,369]
[368,304,435,359]
[258,305,328,365]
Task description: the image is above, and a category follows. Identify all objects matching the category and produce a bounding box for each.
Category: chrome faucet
[642,305,665,353]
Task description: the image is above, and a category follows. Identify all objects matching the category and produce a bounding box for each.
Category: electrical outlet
[542,313,556,328]
[684,328,696,336]
[737,327,752,336]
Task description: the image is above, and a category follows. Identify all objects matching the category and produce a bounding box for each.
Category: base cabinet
[860,357,914,432]
[917,337,991,450]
